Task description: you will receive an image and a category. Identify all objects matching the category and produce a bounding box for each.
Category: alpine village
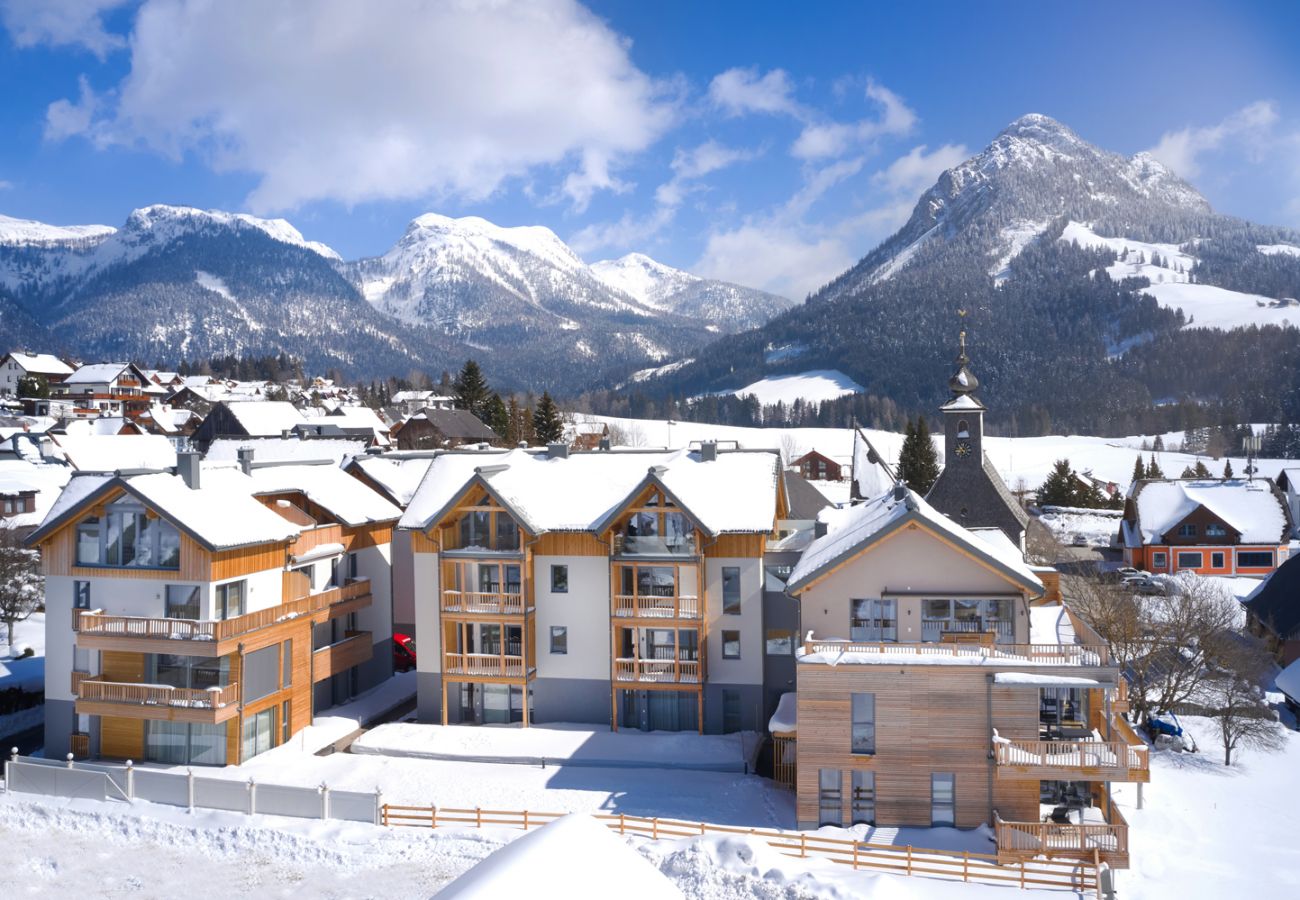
[1,4,1298,899]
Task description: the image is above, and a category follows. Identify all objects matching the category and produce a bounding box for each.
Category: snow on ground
[990,219,1051,284]
[808,479,853,506]
[1257,243,1300,258]
[731,370,865,406]
[0,612,46,692]
[354,722,759,771]
[581,414,1294,493]
[1036,506,1122,548]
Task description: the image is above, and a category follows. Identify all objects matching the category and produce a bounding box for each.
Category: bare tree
[620,423,648,448]
[0,525,42,652]
[779,434,802,467]
[1025,519,1062,565]
[1068,575,1242,723]
[1204,636,1286,766]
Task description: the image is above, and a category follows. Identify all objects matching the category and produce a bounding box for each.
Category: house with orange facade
[1119,478,1291,576]
[28,451,398,765]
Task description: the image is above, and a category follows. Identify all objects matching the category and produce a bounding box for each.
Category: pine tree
[1180,466,1196,478]
[484,392,508,441]
[1147,454,1165,479]
[1193,460,1211,477]
[1152,435,1165,451]
[898,417,941,494]
[1223,459,1234,479]
[1037,459,1079,507]
[504,396,524,446]
[532,391,564,444]
[452,360,491,418]
[1131,456,1146,484]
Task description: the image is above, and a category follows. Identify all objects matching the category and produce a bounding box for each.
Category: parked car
[1130,576,1169,596]
[393,632,416,672]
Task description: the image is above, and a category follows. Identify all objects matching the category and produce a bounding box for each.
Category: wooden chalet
[793,449,844,482]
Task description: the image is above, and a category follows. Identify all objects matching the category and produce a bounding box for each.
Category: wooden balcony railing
[441,591,527,615]
[995,806,1128,865]
[611,594,701,619]
[312,631,373,682]
[993,733,1149,782]
[78,680,240,710]
[800,638,1108,666]
[70,670,90,696]
[75,579,372,645]
[443,652,529,678]
[613,658,702,684]
[70,733,90,758]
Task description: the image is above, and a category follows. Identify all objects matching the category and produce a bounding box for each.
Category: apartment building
[29,452,398,764]
[400,443,799,733]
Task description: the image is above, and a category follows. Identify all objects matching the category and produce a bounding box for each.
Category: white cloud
[1148,101,1279,178]
[872,143,968,195]
[0,179,12,190]
[791,80,916,160]
[694,223,855,301]
[43,75,102,143]
[45,0,676,213]
[0,0,130,59]
[708,67,804,119]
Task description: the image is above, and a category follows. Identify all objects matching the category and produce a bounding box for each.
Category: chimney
[281,429,293,440]
[177,451,201,490]
[599,437,611,451]
[814,520,828,538]
[547,443,569,460]
[237,447,255,476]
[699,441,717,462]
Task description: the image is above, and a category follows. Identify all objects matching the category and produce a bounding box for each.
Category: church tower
[924,324,1029,548]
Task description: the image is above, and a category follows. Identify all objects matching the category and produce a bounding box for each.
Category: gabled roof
[782,469,832,520]
[63,362,134,384]
[399,447,782,537]
[1245,552,1300,641]
[246,464,402,527]
[27,468,299,552]
[345,455,435,508]
[4,353,73,376]
[409,408,497,441]
[1129,479,1289,545]
[786,485,1043,596]
[221,401,308,436]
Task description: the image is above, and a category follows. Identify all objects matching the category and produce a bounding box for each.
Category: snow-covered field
[0,612,46,692]
[1036,506,1122,548]
[583,414,1293,492]
[730,370,866,405]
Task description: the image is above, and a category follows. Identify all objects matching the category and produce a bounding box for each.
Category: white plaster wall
[705,557,763,686]
[215,568,283,617]
[533,555,609,680]
[799,527,1030,642]
[390,529,415,628]
[354,542,393,645]
[44,575,78,703]
[412,550,441,673]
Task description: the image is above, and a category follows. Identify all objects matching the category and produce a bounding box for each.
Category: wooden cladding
[533,532,607,556]
[100,715,144,760]
[705,533,765,557]
[312,631,373,683]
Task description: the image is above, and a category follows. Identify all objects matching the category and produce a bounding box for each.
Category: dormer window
[455,504,520,551]
[1177,523,1198,538]
[1205,523,1226,537]
[957,420,970,439]
[76,502,181,569]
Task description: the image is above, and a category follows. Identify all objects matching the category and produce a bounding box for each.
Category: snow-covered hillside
[731,370,865,405]
[0,213,114,246]
[590,252,698,310]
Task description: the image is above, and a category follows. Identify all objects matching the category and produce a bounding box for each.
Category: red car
[393,632,417,672]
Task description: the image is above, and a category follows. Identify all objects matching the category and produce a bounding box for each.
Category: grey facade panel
[416,671,442,723]
[531,677,610,727]
[704,682,764,737]
[357,637,395,694]
[44,699,72,758]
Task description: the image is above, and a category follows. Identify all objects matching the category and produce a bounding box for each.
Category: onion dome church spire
[948,312,979,397]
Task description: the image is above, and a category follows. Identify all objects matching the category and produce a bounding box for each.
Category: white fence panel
[193,776,248,813]
[7,761,108,801]
[131,769,190,806]
[255,783,322,820]
[330,790,379,824]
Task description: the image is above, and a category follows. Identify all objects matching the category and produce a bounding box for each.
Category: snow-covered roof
[436,814,682,900]
[247,464,402,526]
[400,447,781,536]
[1277,657,1300,703]
[851,429,895,500]
[347,456,435,507]
[222,401,308,435]
[59,416,136,437]
[5,352,73,376]
[768,692,797,734]
[52,434,177,471]
[941,393,985,411]
[786,485,1043,595]
[206,437,366,466]
[1130,479,1289,544]
[993,673,1101,687]
[30,468,299,551]
[63,363,131,384]
[0,459,72,527]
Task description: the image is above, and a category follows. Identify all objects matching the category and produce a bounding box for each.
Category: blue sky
[2,0,1299,298]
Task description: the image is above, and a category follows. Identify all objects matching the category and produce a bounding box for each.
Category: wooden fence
[380,804,1100,894]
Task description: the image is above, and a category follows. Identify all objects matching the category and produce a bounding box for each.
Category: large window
[850,599,896,642]
[818,769,842,826]
[215,580,245,620]
[722,567,741,614]
[458,508,521,551]
[75,504,181,569]
[145,721,226,766]
[851,771,875,825]
[931,773,955,827]
[148,654,229,691]
[241,708,275,761]
[620,493,694,556]
[765,629,794,656]
[243,645,280,703]
[165,585,200,619]
[921,598,1011,641]
[1238,551,1274,568]
[1176,551,1203,570]
[1205,523,1227,537]
[621,565,677,598]
[851,693,875,754]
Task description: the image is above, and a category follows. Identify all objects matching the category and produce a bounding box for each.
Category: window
[1211,552,1225,569]
[851,599,896,642]
[281,639,293,689]
[851,693,875,754]
[347,552,359,580]
[722,567,741,614]
[1177,523,1198,537]
[551,564,568,593]
[281,701,291,744]
[244,645,280,703]
[722,689,741,733]
[818,769,842,826]
[164,585,199,619]
[495,515,520,551]
[1206,523,1227,537]
[1151,552,1167,569]
[73,580,91,610]
[149,654,229,691]
[241,708,275,761]
[75,506,180,569]
[1176,551,1203,570]
[145,721,226,766]
[459,510,490,548]
[215,580,245,620]
[765,629,794,656]
[1238,551,1274,568]
[851,771,875,825]
[721,630,741,659]
[550,626,568,655]
[931,773,955,827]
[76,517,100,565]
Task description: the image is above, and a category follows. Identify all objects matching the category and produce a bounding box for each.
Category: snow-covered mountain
[631,113,1300,434]
[591,253,793,330]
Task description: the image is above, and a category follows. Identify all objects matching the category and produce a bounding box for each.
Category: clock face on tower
[955,441,972,459]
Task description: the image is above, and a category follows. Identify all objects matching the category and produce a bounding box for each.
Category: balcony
[441,591,528,616]
[613,657,702,685]
[611,593,701,619]
[995,792,1130,869]
[75,680,241,723]
[613,534,698,557]
[921,619,1014,643]
[312,631,373,683]
[74,579,372,654]
[443,652,532,679]
[993,725,1150,783]
[798,637,1108,667]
